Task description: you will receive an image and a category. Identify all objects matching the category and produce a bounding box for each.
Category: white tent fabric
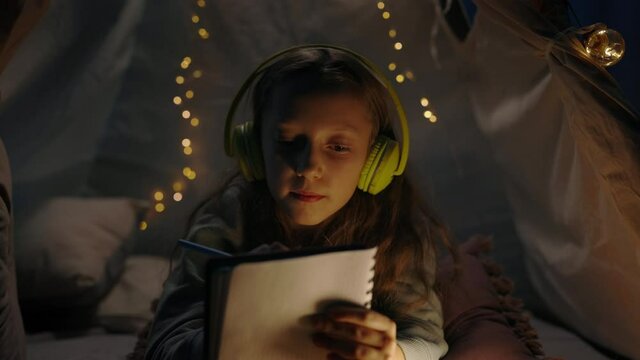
[0,0,146,214]
[466,0,640,358]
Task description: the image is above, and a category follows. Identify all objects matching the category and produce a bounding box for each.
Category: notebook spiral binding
[363,254,376,309]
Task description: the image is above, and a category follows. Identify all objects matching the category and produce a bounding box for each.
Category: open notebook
[204,245,377,360]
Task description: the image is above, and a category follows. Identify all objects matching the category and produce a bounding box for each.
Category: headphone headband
[224,44,409,176]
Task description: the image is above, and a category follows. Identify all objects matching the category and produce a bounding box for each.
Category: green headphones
[224,44,410,195]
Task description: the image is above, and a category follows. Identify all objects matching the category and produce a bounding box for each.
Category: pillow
[437,235,554,360]
[15,197,145,329]
[97,255,170,334]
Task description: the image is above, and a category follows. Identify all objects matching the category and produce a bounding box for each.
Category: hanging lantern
[584,26,625,67]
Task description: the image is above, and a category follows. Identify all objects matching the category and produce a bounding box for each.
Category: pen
[178,238,232,257]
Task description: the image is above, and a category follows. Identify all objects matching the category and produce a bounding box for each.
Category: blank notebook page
[217,247,377,360]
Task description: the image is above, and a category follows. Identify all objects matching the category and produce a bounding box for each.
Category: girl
[145,46,453,360]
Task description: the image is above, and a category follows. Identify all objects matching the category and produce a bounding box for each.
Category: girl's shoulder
[195,175,249,219]
[186,176,250,252]
[188,176,250,231]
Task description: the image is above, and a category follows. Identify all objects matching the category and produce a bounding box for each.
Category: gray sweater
[145,181,448,360]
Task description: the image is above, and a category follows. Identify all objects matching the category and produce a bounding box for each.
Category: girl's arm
[143,254,207,360]
[144,183,245,360]
[394,268,449,360]
[375,246,449,360]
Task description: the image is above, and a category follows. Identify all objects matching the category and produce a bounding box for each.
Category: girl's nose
[294,142,323,179]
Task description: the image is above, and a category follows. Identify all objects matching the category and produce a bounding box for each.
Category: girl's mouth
[290,191,325,203]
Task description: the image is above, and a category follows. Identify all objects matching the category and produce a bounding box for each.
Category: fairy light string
[376,1,438,123]
[140,0,207,231]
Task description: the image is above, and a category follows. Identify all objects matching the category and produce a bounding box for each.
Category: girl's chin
[277,199,340,228]
[287,210,341,229]
[289,216,325,227]
[284,210,329,228]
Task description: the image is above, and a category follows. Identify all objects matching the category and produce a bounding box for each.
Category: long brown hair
[225,47,456,319]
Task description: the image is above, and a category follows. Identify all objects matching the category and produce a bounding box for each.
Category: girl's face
[261,88,374,227]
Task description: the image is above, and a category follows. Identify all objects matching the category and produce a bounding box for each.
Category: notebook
[204,245,377,360]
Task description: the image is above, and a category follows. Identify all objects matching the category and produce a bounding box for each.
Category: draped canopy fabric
[467,0,640,357]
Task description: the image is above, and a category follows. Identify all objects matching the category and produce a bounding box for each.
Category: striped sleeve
[394,253,449,360]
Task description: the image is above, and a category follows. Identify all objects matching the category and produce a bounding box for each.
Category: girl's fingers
[326,306,396,335]
[307,307,398,358]
[312,316,391,348]
[312,333,388,360]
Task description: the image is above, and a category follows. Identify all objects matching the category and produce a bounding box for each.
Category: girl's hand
[309,305,405,360]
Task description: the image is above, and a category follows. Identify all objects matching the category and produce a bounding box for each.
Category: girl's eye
[276,138,295,147]
[328,144,351,153]
[276,138,304,152]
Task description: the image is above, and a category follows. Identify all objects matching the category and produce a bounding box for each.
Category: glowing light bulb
[420,97,429,107]
[388,29,397,38]
[198,28,210,39]
[191,15,200,23]
[185,90,194,99]
[183,146,193,155]
[429,115,438,123]
[394,42,403,50]
[154,191,164,201]
[155,203,165,213]
[382,11,390,20]
[190,118,200,127]
[176,76,185,84]
[193,70,203,78]
[423,110,433,119]
[395,74,405,83]
[173,182,183,192]
[585,27,625,67]
[182,167,197,180]
[182,110,191,119]
[197,0,205,7]
[173,192,183,202]
[183,57,192,64]
[388,62,397,71]
[173,96,182,105]
[405,71,414,80]
[180,61,190,69]
[182,138,191,147]
[377,1,385,10]
[139,221,148,231]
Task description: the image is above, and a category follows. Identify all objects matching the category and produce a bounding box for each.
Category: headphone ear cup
[358,138,385,193]
[232,121,265,181]
[358,135,400,195]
